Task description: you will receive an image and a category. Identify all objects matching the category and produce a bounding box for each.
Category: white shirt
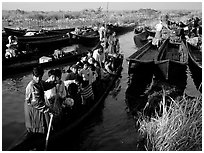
[99,26,105,41]
[155,21,163,31]
[93,49,105,67]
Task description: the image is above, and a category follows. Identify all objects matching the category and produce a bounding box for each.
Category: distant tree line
[2,8,201,29]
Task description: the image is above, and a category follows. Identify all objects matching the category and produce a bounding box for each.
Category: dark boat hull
[2,51,85,78]
[20,35,72,52]
[107,24,135,36]
[18,33,68,42]
[127,41,159,75]
[4,27,27,36]
[3,43,101,78]
[70,31,100,47]
[126,40,168,101]
[154,39,188,86]
[133,30,155,48]
[46,28,75,35]
[7,54,124,151]
[186,42,202,91]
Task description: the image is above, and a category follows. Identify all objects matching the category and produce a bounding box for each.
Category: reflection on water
[125,56,201,118]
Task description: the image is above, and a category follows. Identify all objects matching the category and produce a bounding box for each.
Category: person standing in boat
[44,69,57,106]
[99,23,106,41]
[152,14,171,47]
[24,66,58,134]
[108,31,120,54]
[93,45,105,68]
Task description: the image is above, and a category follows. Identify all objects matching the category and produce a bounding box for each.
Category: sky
[1,1,203,12]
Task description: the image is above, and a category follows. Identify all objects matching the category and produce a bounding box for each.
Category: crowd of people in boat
[135,15,202,49]
[24,28,122,134]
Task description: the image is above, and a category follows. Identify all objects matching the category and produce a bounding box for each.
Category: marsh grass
[138,88,202,151]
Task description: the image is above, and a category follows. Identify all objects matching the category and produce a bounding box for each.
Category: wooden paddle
[45,113,53,151]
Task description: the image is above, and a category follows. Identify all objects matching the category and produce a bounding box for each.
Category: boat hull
[70,31,100,47]
[4,27,27,36]
[133,30,155,48]
[186,42,202,91]
[127,41,159,75]
[154,39,188,87]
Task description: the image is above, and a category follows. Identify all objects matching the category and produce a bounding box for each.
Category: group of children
[43,43,122,121]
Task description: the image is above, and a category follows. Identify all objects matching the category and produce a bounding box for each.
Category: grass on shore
[138,88,202,151]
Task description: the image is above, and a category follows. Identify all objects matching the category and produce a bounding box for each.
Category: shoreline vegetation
[138,85,202,151]
[2,8,202,30]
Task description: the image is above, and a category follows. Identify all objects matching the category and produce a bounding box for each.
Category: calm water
[2,31,201,150]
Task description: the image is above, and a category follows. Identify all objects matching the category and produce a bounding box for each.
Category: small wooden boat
[127,40,163,75]
[2,35,73,67]
[126,40,167,91]
[7,54,124,151]
[154,39,188,83]
[19,34,72,52]
[17,33,68,42]
[107,23,135,35]
[186,42,202,91]
[2,49,81,78]
[4,27,27,36]
[46,27,75,35]
[133,29,155,48]
[3,43,101,78]
[70,30,100,47]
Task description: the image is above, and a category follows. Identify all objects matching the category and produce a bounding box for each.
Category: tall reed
[138,88,202,151]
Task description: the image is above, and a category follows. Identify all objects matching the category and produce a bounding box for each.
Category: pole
[106,2,109,24]
[45,113,53,151]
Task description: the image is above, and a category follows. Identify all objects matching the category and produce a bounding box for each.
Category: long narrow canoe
[186,42,202,92]
[4,27,27,36]
[127,40,160,75]
[18,33,68,42]
[133,29,155,48]
[46,27,75,35]
[3,50,83,78]
[70,30,100,47]
[7,54,124,151]
[154,39,188,84]
[3,43,101,79]
[107,24,136,35]
[19,34,72,52]
[2,35,73,66]
[126,39,167,91]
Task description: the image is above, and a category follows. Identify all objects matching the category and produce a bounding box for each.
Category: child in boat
[104,56,116,75]
[65,64,82,84]
[53,49,64,59]
[49,69,67,130]
[44,69,57,106]
[63,83,82,116]
[55,69,67,101]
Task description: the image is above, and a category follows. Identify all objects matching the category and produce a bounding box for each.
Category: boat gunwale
[186,41,202,68]
[156,39,188,64]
